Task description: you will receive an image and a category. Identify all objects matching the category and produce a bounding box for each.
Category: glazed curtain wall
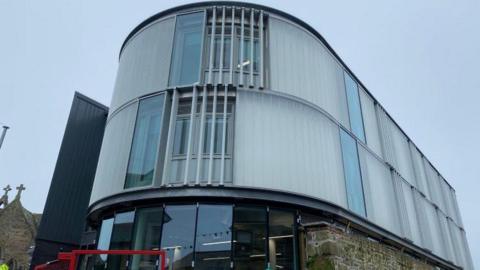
[91,204,297,270]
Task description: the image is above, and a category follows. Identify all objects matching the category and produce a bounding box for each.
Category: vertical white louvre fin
[392,172,411,239]
[229,7,235,85]
[259,10,264,89]
[218,6,226,85]
[196,86,208,184]
[239,8,245,86]
[220,85,228,185]
[208,7,217,85]
[162,89,179,185]
[184,86,198,184]
[208,85,218,184]
[249,9,255,87]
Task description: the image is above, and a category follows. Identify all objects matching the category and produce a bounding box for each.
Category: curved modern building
[86,2,473,269]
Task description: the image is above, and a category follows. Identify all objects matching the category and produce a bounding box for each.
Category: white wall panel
[400,182,422,245]
[359,88,383,158]
[111,18,175,112]
[234,90,348,208]
[359,146,401,236]
[390,123,416,186]
[90,103,138,204]
[438,213,455,264]
[423,159,446,212]
[409,143,430,198]
[269,17,350,128]
[450,191,464,228]
[423,198,445,257]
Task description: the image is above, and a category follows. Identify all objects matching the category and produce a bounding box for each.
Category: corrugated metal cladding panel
[234,90,347,208]
[358,145,401,236]
[422,196,445,258]
[409,142,430,198]
[400,181,423,246]
[35,93,107,245]
[268,16,350,129]
[358,88,383,158]
[90,103,137,204]
[110,17,175,113]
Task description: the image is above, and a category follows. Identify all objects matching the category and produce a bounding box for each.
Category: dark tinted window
[233,206,267,270]
[161,205,196,270]
[108,211,135,269]
[195,205,233,269]
[269,210,296,270]
[131,208,164,270]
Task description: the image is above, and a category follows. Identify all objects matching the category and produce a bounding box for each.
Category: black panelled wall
[30,92,108,268]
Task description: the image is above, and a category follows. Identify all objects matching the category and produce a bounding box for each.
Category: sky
[0,0,478,266]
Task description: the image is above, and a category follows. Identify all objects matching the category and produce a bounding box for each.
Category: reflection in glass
[195,205,232,269]
[173,118,190,156]
[269,210,296,270]
[169,12,204,86]
[95,218,114,267]
[161,205,196,270]
[344,72,365,142]
[125,95,165,188]
[131,208,164,270]
[108,211,135,269]
[340,130,367,217]
[233,206,267,270]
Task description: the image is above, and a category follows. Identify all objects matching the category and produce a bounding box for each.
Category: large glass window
[233,206,267,270]
[170,98,234,183]
[340,130,367,217]
[108,211,135,269]
[194,205,233,269]
[161,205,196,270]
[269,210,296,270]
[344,72,366,142]
[131,208,164,270]
[125,95,165,189]
[169,12,205,86]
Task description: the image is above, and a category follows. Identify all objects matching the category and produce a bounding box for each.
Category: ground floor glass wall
[90,203,298,270]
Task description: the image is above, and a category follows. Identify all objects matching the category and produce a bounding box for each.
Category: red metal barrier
[34,250,166,270]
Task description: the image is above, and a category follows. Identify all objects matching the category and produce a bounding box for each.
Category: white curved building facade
[87,2,473,269]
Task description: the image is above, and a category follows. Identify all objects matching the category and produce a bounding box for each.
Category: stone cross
[16,184,26,199]
[3,185,11,196]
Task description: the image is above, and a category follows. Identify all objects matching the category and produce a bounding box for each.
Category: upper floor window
[344,72,366,142]
[340,129,367,217]
[170,97,234,183]
[125,94,165,189]
[169,12,205,86]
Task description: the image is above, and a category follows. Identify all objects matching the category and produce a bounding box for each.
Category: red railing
[34,250,166,270]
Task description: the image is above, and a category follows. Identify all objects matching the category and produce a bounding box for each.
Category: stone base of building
[303,224,434,270]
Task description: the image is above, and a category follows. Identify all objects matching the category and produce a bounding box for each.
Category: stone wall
[304,224,435,270]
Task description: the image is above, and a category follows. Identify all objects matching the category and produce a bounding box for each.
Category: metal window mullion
[208,7,217,85]
[259,10,264,89]
[184,86,198,185]
[229,7,235,85]
[239,8,245,86]
[218,6,226,85]
[207,86,218,184]
[161,89,179,186]
[249,9,254,87]
[195,86,208,184]
[220,86,228,185]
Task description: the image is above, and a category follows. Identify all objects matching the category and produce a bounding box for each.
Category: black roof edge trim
[74,91,109,112]
[87,186,460,270]
[118,1,456,191]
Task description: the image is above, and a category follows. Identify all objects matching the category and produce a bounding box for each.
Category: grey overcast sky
[0,0,478,265]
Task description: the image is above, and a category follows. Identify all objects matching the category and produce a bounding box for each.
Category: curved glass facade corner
[88,3,473,270]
